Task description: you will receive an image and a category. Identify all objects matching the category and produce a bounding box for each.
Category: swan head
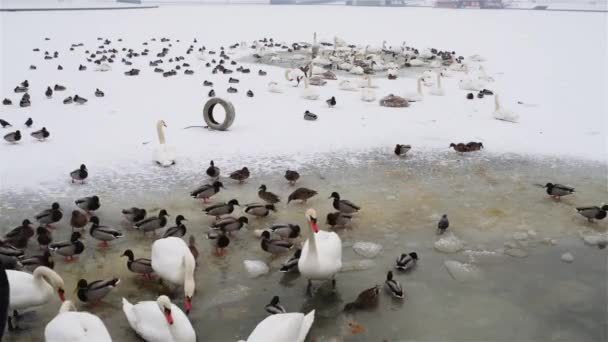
[157,120,167,128]
[305,208,318,233]
[34,266,66,302]
[156,295,174,325]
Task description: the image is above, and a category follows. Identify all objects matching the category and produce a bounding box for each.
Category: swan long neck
[437,73,442,88]
[304,76,310,88]
[464,63,469,75]
[33,267,62,289]
[183,254,195,298]
[367,75,372,88]
[417,77,422,95]
[307,221,318,258]
[157,121,166,145]
[495,94,500,111]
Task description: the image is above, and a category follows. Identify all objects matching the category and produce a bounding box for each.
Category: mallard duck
[70,210,88,233]
[437,214,449,234]
[449,143,469,153]
[21,250,54,271]
[134,209,169,234]
[245,203,276,217]
[3,130,21,143]
[121,249,153,278]
[76,278,120,304]
[265,296,286,315]
[31,127,50,141]
[287,188,317,204]
[49,232,84,261]
[230,167,250,183]
[24,117,32,127]
[326,212,352,228]
[75,195,100,213]
[395,252,418,271]
[344,286,379,311]
[261,231,293,255]
[207,229,230,256]
[326,96,336,108]
[90,216,123,247]
[576,205,608,222]
[384,271,404,299]
[36,226,52,249]
[206,160,220,178]
[544,183,574,200]
[35,202,63,229]
[269,224,300,239]
[211,216,248,234]
[122,207,147,223]
[190,181,224,203]
[0,241,24,257]
[204,199,239,219]
[394,144,411,157]
[465,142,484,151]
[70,164,88,184]
[4,219,34,249]
[284,170,300,185]
[280,249,301,273]
[162,215,187,238]
[329,192,360,214]
[258,184,280,204]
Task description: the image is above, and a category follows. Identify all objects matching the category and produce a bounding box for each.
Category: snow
[434,233,465,253]
[243,259,269,278]
[444,260,483,282]
[560,252,574,263]
[352,241,383,258]
[0,4,606,192]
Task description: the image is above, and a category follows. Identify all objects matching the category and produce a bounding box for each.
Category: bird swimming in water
[576,205,608,222]
[394,144,411,157]
[384,271,404,299]
[344,286,379,311]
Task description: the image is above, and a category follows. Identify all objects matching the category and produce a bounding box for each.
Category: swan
[492,94,519,123]
[240,310,315,342]
[7,266,65,329]
[300,78,319,100]
[408,58,426,67]
[421,70,435,86]
[338,80,357,91]
[440,67,454,77]
[429,73,445,96]
[123,295,195,342]
[267,81,284,94]
[358,75,377,88]
[459,66,486,91]
[403,77,423,102]
[155,120,176,167]
[360,87,376,102]
[151,237,195,313]
[45,300,112,342]
[477,65,494,82]
[338,62,353,71]
[298,209,342,293]
[349,66,364,75]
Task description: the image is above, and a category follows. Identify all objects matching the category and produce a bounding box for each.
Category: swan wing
[246,311,314,342]
[7,270,53,310]
[151,237,189,284]
[123,299,174,342]
[45,311,112,342]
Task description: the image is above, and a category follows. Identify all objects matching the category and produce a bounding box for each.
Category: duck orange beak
[185,297,192,314]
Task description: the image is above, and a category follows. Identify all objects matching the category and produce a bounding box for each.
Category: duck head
[121,249,134,261]
[305,208,318,233]
[175,215,187,225]
[238,216,249,225]
[258,184,267,191]
[228,199,240,206]
[213,181,225,190]
[158,209,169,218]
[329,192,340,200]
[157,295,174,324]
[51,202,61,211]
[409,252,419,260]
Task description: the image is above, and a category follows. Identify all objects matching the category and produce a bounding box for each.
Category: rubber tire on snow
[203,97,235,131]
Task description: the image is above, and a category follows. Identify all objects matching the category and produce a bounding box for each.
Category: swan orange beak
[164,308,174,325]
[185,297,192,315]
[312,223,319,233]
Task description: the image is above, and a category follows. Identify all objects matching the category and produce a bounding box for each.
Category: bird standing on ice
[155,120,176,167]
[492,94,519,123]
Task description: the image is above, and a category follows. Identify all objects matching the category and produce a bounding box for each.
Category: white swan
[301,77,319,100]
[151,237,195,313]
[7,266,65,313]
[338,80,357,91]
[421,70,435,87]
[429,73,445,96]
[298,209,342,292]
[361,87,376,102]
[408,58,426,67]
[123,295,195,342]
[492,94,519,123]
[349,66,364,75]
[267,81,284,94]
[155,120,176,167]
[45,300,112,342]
[240,310,315,342]
[403,77,423,102]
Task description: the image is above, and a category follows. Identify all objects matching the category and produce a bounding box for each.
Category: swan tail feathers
[298,310,315,342]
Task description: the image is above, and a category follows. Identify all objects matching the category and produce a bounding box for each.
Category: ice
[463,249,503,264]
[203,285,251,309]
[561,252,574,263]
[434,233,465,254]
[243,260,269,278]
[581,232,608,247]
[352,242,383,258]
[340,259,376,273]
[512,232,528,241]
[444,260,483,282]
[504,248,528,258]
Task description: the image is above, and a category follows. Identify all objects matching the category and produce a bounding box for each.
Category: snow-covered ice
[243,259,269,278]
[444,260,483,282]
[352,241,383,258]
[434,233,465,253]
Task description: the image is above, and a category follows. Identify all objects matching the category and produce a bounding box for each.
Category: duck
[227,87,238,93]
[75,195,100,214]
[303,110,317,121]
[403,77,423,102]
[45,87,53,98]
[6,266,65,330]
[241,310,314,342]
[151,237,196,313]
[544,183,574,200]
[267,81,284,93]
[437,214,449,234]
[264,296,286,315]
[90,216,123,247]
[576,205,608,222]
[44,300,112,342]
[395,252,418,271]
[466,142,484,151]
[245,204,276,217]
[492,94,519,123]
[384,271,404,299]
[211,216,248,234]
[122,295,196,342]
[49,232,84,262]
[208,89,216,97]
[30,127,50,141]
[4,219,34,249]
[3,130,21,144]
[206,160,220,178]
[300,77,319,100]
[35,202,63,229]
[207,229,230,256]
[122,207,147,223]
[63,96,73,104]
[258,184,280,204]
[0,241,24,258]
[428,72,445,96]
[449,143,469,153]
[326,212,352,228]
[70,164,88,184]
[76,278,120,304]
[329,192,360,214]
[394,144,411,157]
[21,250,54,271]
[134,209,170,234]
[261,231,293,255]
[94,88,104,97]
[121,249,153,278]
[298,209,342,294]
[247,90,254,97]
[190,181,224,203]
[343,286,379,311]
[284,170,300,185]
[269,224,300,239]
[326,96,336,108]
[163,215,187,238]
[2,99,12,106]
[204,200,239,219]
[0,118,11,127]
[339,80,357,91]
[74,95,88,104]
[287,188,317,204]
[36,226,53,249]
[155,120,176,167]
[53,84,66,91]
[280,249,301,273]
[229,167,250,183]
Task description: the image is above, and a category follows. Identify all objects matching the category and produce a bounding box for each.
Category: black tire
[203,97,235,131]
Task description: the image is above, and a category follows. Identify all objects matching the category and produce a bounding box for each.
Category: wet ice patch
[340,259,376,272]
[352,242,383,258]
[243,260,269,278]
[561,252,574,263]
[444,260,482,282]
[203,284,251,309]
[581,232,608,247]
[434,233,465,253]
[463,249,503,264]
[504,247,528,258]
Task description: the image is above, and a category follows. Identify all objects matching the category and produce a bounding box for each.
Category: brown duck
[287,187,317,204]
[258,184,280,204]
[344,286,380,311]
